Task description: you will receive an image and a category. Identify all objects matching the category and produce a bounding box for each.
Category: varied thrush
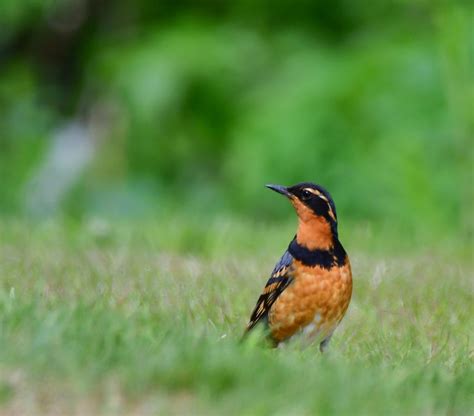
[244,183,352,352]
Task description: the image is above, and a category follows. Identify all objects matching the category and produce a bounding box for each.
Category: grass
[0,218,472,415]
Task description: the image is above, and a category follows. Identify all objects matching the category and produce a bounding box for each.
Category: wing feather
[245,250,294,332]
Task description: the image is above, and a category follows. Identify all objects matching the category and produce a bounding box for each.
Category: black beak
[265,184,292,198]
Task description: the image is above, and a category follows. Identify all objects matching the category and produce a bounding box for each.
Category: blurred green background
[1,2,473,413]
[1,0,473,239]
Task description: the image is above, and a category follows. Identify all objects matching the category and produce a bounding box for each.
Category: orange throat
[295,216,334,250]
[291,197,334,250]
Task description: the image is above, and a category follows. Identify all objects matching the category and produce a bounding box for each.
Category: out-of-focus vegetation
[1,0,472,240]
[1,2,473,414]
[0,221,473,414]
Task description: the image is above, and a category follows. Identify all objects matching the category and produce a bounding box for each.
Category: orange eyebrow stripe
[304,188,336,221]
[304,188,322,196]
[327,207,336,221]
[304,188,328,202]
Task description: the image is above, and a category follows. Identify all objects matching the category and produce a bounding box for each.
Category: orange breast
[268,260,352,343]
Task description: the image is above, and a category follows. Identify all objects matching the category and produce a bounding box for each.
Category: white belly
[278,313,337,348]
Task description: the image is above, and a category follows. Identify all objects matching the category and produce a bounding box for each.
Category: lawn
[0,219,472,415]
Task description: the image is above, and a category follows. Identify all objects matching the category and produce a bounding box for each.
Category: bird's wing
[245,250,294,332]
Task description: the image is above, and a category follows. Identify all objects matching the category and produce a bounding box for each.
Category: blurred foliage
[0,0,472,237]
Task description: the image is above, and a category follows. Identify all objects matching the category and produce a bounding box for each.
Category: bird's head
[266,182,338,249]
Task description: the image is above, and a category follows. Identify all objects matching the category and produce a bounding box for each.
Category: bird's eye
[301,190,312,200]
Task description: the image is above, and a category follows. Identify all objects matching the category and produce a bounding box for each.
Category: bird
[244,182,352,352]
